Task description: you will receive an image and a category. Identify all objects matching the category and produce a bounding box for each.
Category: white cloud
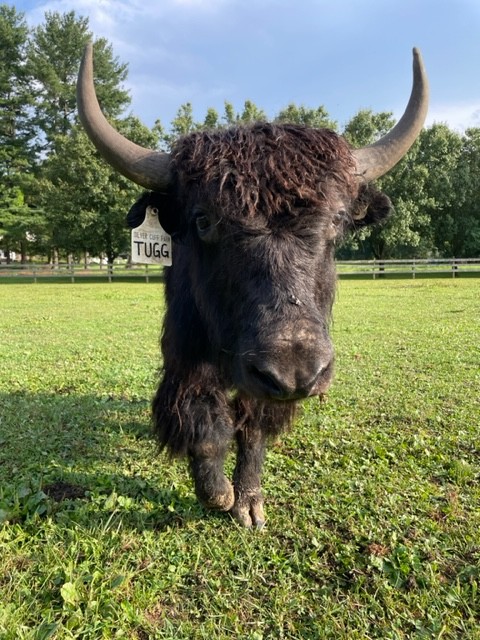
[21,0,480,133]
[170,0,229,7]
[426,102,480,132]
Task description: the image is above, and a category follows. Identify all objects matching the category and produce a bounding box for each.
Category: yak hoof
[231,493,265,529]
[196,477,235,512]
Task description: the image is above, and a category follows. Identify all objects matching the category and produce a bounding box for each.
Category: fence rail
[336,258,480,279]
[0,262,165,283]
[0,258,479,282]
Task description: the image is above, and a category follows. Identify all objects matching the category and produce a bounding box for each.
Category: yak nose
[245,358,332,401]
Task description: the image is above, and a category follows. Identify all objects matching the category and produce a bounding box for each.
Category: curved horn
[352,48,429,182]
[77,43,171,191]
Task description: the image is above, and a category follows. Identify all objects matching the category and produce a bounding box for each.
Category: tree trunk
[20,240,28,264]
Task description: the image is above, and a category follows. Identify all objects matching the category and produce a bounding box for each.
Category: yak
[77,45,428,527]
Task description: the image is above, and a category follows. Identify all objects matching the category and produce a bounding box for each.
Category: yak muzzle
[245,358,334,401]
[236,330,334,401]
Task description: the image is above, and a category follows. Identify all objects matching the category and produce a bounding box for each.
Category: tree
[413,124,463,257]
[26,10,135,261]
[338,110,435,260]
[28,11,129,155]
[40,117,160,265]
[1,5,475,264]
[203,107,220,130]
[238,100,267,123]
[159,100,268,150]
[342,109,393,147]
[0,186,47,262]
[221,100,267,126]
[276,104,337,130]
[446,128,480,257]
[0,5,35,172]
[161,102,197,149]
[223,101,236,126]
[0,4,37,262]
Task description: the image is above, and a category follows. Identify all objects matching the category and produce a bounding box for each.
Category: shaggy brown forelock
[171,123,358,219]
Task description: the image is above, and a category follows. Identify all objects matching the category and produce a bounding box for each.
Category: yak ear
[126,192,152,228]
[348,185,393,229]
[126,191,186,240]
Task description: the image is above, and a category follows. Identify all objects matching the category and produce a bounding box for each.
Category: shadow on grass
[0,391,221,530]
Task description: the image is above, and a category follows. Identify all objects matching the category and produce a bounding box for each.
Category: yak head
[126,126,392,400]
[77,45,428,402]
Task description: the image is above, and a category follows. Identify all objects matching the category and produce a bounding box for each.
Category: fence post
[412,258,416,279]
[452,258,457,278]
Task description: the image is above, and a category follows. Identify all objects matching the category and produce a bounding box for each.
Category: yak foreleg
[232,424,267,528]
[152,366,235,512]
[231,399,295,529]
[188,417,235,512]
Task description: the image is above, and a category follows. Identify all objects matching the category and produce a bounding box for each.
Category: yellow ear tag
[131,206,172,266]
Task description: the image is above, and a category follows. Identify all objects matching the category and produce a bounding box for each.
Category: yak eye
[195,214,218,243]
[196,215,210,233]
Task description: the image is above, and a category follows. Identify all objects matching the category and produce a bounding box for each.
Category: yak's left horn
[352,48,429,182]
[77,43,171,191]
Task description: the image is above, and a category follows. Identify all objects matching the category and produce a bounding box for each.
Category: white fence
[337,258,480,279]
[0,258,479,282]
[0,262,165,283]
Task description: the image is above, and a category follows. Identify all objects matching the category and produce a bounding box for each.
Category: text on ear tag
[131,205,172,266]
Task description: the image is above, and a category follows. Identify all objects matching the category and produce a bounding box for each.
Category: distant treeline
[1,5,479,264]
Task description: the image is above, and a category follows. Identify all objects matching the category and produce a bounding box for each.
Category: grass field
[0,280,479,639]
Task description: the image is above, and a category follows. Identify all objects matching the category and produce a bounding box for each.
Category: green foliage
[0,5,38,262]
[222,99,267,125]
[158,99,269,150]
[447,128,480,257]
[39,118,158,263]
[340,110,427,259]
[338,115,479,260]
[132,103,480,262]
[0,280,479,638]
[276,103,337,130]
[0,5,35,174]
[0,186,46,260]
[28,11,129,155]
[223,100,236,125]
[238,99,267,123]
[169,102,196,137]
[203,107,220,130]
[342,108,394,146]
[0,4,479,262]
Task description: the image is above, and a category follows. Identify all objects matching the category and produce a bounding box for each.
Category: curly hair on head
[171,123,358,219]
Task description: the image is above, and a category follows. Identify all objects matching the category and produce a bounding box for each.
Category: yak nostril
[247,365,287,399]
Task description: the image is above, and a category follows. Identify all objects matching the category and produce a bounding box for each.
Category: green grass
[0,280,479,639]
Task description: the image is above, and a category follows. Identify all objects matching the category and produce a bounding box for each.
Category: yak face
[128,124,392,402]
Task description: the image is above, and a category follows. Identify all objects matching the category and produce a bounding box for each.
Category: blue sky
[11,0,480,132]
